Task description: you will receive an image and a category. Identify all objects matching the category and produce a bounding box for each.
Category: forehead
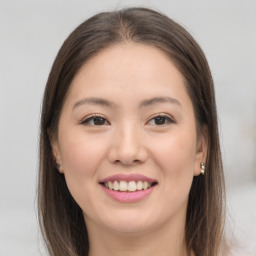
[68,43,187,99]
[75,43,180,79]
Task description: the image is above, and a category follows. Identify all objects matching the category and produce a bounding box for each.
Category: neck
[86,215,189,256]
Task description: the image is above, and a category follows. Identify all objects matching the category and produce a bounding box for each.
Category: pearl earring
[200,162,205,175]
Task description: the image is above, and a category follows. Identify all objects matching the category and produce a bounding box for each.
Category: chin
[95,208,161,235]
[107,219,153,234]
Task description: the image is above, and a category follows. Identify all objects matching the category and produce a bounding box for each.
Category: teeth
[137,181,143,190]
[119,181,128,191]
[104,180,152,192]
[128,181,137,192]
[108,181,113,190]
[113,180,119,191]
[143,181,148,190]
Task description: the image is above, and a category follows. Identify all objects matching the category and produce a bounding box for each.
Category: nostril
[107,142,148,165]
[113,159,141,166]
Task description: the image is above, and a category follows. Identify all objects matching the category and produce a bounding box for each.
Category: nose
[107,124,148,166]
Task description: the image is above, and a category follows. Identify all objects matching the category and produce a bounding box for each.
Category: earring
[56,163,60,170]
[200,162,205,175]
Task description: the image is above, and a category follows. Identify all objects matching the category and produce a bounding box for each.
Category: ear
[194,125,208,176]
[51,139,64,173]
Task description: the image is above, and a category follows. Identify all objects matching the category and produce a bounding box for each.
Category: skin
[52,43,207,256]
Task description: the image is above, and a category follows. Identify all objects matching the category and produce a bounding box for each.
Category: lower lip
[101,185,156,203]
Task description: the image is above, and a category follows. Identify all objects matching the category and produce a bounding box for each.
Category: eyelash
[80,115,110,126]
[147,114,174,126]
[80,114,174,126]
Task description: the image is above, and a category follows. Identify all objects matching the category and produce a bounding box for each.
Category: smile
[99,174,158,202]
[103,180,156,192]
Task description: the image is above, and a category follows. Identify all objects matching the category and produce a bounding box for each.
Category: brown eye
[154,116,166,125]
[81,116,110,126]
[93,117,106,125]
[148,115,174,126]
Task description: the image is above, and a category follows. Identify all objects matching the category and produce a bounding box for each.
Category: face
[52,43,207,235]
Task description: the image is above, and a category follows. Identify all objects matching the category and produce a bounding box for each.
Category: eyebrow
[73,97,116,110]
[72,96,181,110]
[139,96,181,108]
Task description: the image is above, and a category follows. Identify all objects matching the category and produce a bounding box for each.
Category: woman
[38,7,226,256]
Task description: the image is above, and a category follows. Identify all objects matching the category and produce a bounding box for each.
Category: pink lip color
[101,185,155,203]
[99,174,157,183]
[99,174,157,203]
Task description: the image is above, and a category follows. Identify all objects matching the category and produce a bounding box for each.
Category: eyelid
[79,113,174,126]
[80,114,110,125]
[146,113,175,125]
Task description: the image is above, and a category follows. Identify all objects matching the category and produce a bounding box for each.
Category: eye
[81,115,110,126]
[147,115,174,126]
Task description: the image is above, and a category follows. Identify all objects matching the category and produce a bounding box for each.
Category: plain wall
[0,0,255,255]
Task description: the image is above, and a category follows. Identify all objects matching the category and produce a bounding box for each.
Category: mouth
[100,180,158,192]
[99,174,158,195]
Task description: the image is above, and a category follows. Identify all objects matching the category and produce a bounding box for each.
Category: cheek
[149,128,197,195]
[58,130,110,213]
[153,133,196,171]
[143,130,197,224]
[59,129,108,182]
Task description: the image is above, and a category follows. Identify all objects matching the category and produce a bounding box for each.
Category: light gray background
[0,1,255,255]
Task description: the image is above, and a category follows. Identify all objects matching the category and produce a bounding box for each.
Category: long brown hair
[38,7,226,256]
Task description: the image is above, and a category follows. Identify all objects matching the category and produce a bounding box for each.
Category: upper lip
[99,174,158,183]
